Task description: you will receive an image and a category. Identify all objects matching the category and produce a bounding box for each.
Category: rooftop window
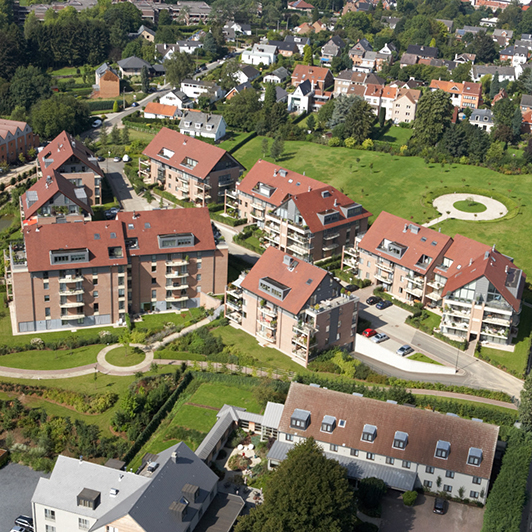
[321,415,336,433]
[362,424,377,442]
[467,447,483,466]
[181,157,198,169]
[435,440,451,460]
[290,408,311,430]
[259,277,291,300]
[393,431,408,450]
[158,233,195,249]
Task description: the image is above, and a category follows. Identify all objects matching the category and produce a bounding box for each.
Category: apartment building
[6,208,227,333]
[141,128,244,206]
[31,442,244,532]
[264,186,371,263]
[241,44,278,66]
[429,80,483,109]
[268,383,498,504]
[392,88,421,123]
[343,212,525,346]
[0,119,39,164]
[38,131,104,205]
[225,247,359,366]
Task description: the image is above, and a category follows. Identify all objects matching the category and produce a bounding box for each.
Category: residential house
[287,80,314,113]
[291,64,334,90]
[392,88,421,123]
[429,80,483,109]
[288,0,315,11]
[156,42,202,61]
[117,56,153,77]
[93,63,120,99]
[180,79,224,102]
[130,24,156,41]
[349,38,373,59]
[379,42,397,57]
[294,22,314,34]
[519,93,532,113]
[264,66,290,84]
[235,65,260,84]
[406,44,438,59]
[268,382,498,504]
[228,21,252,35]
[160,90,193,109]
[6,207,228,332]
[143,102,181,120]
[381,16,400,29]
[141,128,243,205]
[499,45,528,67]
[352,50,392,72]
[521,109,532,132]
[333,70,367,95]
[480,17,498,27]
[225,247,359,366]
[469,109,495,131]
[471,64,521,82]
[241,44,277,66]
[311,19,328,32]
[436,18,454,32]
[492,88,508,104]
[454,53,476,64]
[179,111,226,142]
[0,119,39,165]
[363,84,383,113]
[163,1,211,25]
[399,53,419,67]
[31,443,243,532]
[268,40,299,57]
[321,36,346,61]
[493,28,513,46]
[455,26,483,40]
[225,81,253,100]
[284,35,310,54]
[514,39,532,51]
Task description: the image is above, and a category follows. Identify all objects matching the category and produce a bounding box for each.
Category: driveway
[0,463,50,527]
[379,491,484,532]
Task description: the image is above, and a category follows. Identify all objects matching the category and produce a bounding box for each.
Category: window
[79,518,90,530]
[435,440,450,459]
[425,466,434,474]
[339,419,346,428]
[402,460,411,469]
[152,277,157,284]
[351,449,359,457]
[45,526,56,532]
[45,307,50,317]
[472,476,481,485]
[330,444,338,452]
[286,433,294,442]
[45,509,56,521]
[44,295,50,302]
[386,457,394,465]
[119,301,125,310]
[290,409,310,430]
[446,471,455,479]
[94,303,99,313]
[366,452,375,461]
[424,480,433,488]
[152,264,157,272]
[151,290,156,299]
[197,274,202,281]
[197,260,202,269]
[393,431,408,450]
[93,291,98,298]
[43,272,49,280]
[467,447,483,466]
[118,288,125,297]
[470,491,479,499]
[443,485,452,493]
[44,281,49,290]
[361,424,377,442]
[93,278,98,286]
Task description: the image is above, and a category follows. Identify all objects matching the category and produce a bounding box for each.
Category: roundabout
[426,193,508,227]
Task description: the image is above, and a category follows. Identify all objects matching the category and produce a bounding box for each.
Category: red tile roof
[22,170,93,220]
[358,212,453,275]
[292,64,333,86]
[236,159,325,208]
[24,220,128,272]
[240,246,328,315]
[279,383,499,480]
[116,208,215,256]
[38,131,103,177]
[142,128,240,180]
[143,102,180,118]
[434,234,490,279]
[0,119,29,141]
[289,0,314,8]
[286,187,371,234]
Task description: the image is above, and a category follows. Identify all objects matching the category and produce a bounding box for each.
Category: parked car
[97,156,105,162]
[14,516,33,530]
[10,527,28,532]
[131,102,139,107]
[396,345,414,356]
[433,497,445,514]
[366,296,382,305]
[91,119,102,128]
[344,284,359,292]
[122,154,131,162]
[376,299,393,310]
[105,207,120,219]
[362,328,377,338]
[113,156,121,162]
[372,333,389,343]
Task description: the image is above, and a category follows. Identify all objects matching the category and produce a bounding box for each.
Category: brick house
[93,63,120,99]
[291,65,335,91]
[0,119,39,164]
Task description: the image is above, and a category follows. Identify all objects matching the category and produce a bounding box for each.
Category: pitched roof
[521,94,532,107]
[396,88,421,103]
[240,246,328,314]
[406,44,438,58]
[292,64,333,84]
[143,102,180,118]
[358,211,453,275]
[267,66,290,80]
[240,65,260,78]
[117,56,152,70]
[116,207,215,256]
[180,111,225,134]
[289,0,314,8]
[38,131,103,177]
[142,128,241,179]
[0,119,30,142]
[236,159,324,208]
[22,170,93,220]
[400,53,418,65]
[279,383,499,480]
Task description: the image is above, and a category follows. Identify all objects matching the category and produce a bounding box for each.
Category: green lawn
[129,129,157,144]
[453,200,487,213]
[420,310,442,332]
[415,395,518,416]
[374,126,413,145]
[190,383,262,412]
[233,138,532,278]
[0,345,100,370]
[51,67,79,76]
[219,131,254,152]
[105,346,145,367]
[172,404,218,433]
[138,307,205,331]
[408,353,443,365]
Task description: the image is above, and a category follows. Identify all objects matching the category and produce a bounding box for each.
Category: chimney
[171,450,178,463]
[308,186,311,192]
[403,224,408,233]
[505,265,509,273]
[334,198,338,206]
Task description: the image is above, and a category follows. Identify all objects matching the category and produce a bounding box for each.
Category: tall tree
[164,51,194,87]
[512,105,523,141]
[269,136,284,161]
[303,44,313,66]
[140,65,149,94]
[327,94,356,128]
[234,438,355,532]
[223,88,262,131]
[0,24,27,82]
[343,98,375,143]
[490,71,500,99]
[263,82,277,110]
[9,65,51,110]
[467,31,497,64]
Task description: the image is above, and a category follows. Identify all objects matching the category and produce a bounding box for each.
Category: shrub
[228,453,251,471]
[358,477,387,509]
[403,490,418,506]
[328,137,342,147]
[361,138,374,150]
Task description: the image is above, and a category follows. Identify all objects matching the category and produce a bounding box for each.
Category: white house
[264,66,289,84]
[160,90,193,109]
[241,44,277,66]
[180,79,224,102]
[180,111,227,141]
[143,102,181,120]
[469,108,495,132]
[235,65,260,84]
[287,79,313,113]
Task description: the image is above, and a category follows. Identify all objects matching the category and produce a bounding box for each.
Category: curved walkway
[97,344,154,375]
[425,193,508,227]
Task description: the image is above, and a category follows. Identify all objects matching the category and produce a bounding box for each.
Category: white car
[371,333,389,344]
[92,119,102,128]
[122,154,131,162]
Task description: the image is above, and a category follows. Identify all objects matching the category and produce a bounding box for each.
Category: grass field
[190,383,262,412]
[374,126,413,145]
[408,353,443,365]
[105,346,145,367]
[233,138,532,277]
[453,200,487,213]
[0,345,100,370]
[172,404,218,433]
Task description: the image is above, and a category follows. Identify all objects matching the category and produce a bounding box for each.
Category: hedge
[87,100,116,111]
[153,187,195,208]
[210,211,247,227]
[482,429,532,532]
[227,131,257,154]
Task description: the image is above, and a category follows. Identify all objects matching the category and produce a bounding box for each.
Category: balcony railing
[323,242,339,252]
[323,232,340,241]
[166,284,189,291]
[165,295,189,302]
[60,300,85,308]
[259,305,277,318]
[59,275,84,283]
[343,246,358,258]
[165,259,189,267]
[483,314,511,327]
[425,291,442,301]
[257,330,276,343]
[377,260,394,273]
[226,299,242,311]
[375,272,393,284]
[407,274,424,287]
[227,311,242,324]
[405,285,423,298]
[61,313,85,320]
[59,288,84,296]
[165,271,188,279]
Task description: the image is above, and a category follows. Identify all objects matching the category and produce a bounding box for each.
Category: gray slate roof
[521,94,532,107]
[118,56,152,70]
[470,109,494,123]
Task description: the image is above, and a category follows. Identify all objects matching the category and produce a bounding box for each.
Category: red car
[362,328,377,338]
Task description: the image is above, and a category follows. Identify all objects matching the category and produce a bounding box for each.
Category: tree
[328,94,357,128]
[493,97,516,129]
[467,31,497,64]
[269,136,284,161]
[119,330,131,357]
[203,32,219,57]
[343,98,375,143]
[490,71,500,99]
[306,114,316,132]
[303,44,313,66]
[358,477,387,510]
[100,127,108,146]
[110,125,121,144]
[261,137,269,157]
[452,61,472,83]
[234,438,355,532]
[140,65,149,94]
[519,373,532,430]
[485,141,505,167]
[223,88,262,131]
[112,100,119,113]
[0,23,27,82]
[512,106,523,140]
[9,65,51,110]
[263,82,276,110]
[121,126,130,145]
[165,51,195,87]
[409,90,454,149]
[520,67,532,95]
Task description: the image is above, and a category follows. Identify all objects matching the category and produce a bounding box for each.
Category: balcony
[292,344,307,360]
[165,271,188,279]
[444,305,471,317]
[227,311,242,324]
[226,299,242,312]
[61,313,85,320]
[257,330,276,343]
[425,290,442,302]
[287,231,310,246]
[427,279,445,290]
[59,274,84,283]
[258,316,277,329]
[250,211,264,221]
[322,242,339,252]
[292,322,316,336]
[267,222,280,234]
[375,272,393,285]
[59,288,84,296]
[407,274,424,287]
[343,256,358,269]
[165,259,189,267]
[258,304,277,318]
[225,190,237,201]
[165,295,189,302]
[226,286,243,299]
[405,285,423,298]
[481,326,509,338]
[251,203,265,211]
[483,314,511,327]
[377,260,394,273]
[344,246,359,259]
[442,319,469,330]
[323,232,340,241]
[60,300,85,308]
[287,242,313,256]
[292,335,309,348]
[166,284,189,291]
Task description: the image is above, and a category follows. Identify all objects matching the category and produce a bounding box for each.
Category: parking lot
[0,463,50,529]
[379,491,484,532]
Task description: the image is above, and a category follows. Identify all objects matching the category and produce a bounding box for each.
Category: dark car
[433,497,445,514]
[376,299,393,310]
[343,284,359,292]
[366,296,382,305]
[97,156,105,162]
[14,516,33,530]
[131,102,139,107]
[104,207,120,219]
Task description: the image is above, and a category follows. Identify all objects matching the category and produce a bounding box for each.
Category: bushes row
[86,100,116,111]
[153,187,195,208]
[210,210,247,227]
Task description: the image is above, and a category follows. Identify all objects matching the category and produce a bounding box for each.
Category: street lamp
[455,347,460,373]
[107,151,110,174]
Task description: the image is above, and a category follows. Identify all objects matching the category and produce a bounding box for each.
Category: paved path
[425,193,507,227]
[97,343,154,375]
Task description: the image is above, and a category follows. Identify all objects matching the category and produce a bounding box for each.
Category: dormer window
[321,415,336,433]
[362,424,377,442]
[393,431,408,450]
[467,447,483,466]
[435,440,451,459]
[290,408,311,430]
